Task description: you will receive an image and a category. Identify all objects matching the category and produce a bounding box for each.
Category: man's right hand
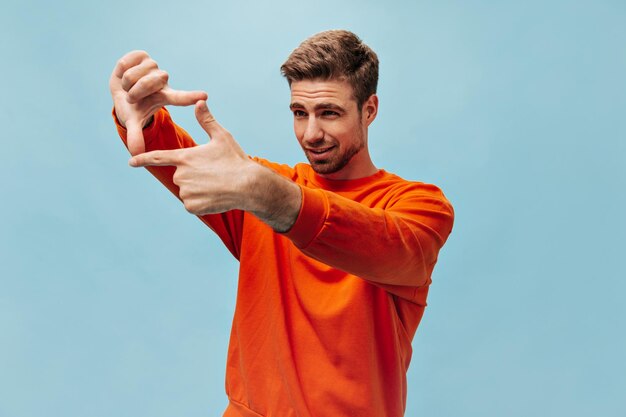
[109,50,208,155]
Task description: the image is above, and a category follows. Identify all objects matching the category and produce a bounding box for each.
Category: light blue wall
[1,1,624,416]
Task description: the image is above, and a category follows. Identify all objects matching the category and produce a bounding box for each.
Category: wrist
[240,162,302,232]
[114,111,154,130]
[113,107,127,128]
[237,161,268,212]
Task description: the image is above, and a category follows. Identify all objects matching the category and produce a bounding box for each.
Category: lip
[308,146,334,154]
[306,146,336,160]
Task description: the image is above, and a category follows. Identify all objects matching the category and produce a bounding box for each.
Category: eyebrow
[289,102,345,112]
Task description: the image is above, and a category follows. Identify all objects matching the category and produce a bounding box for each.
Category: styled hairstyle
[280,30,379,108]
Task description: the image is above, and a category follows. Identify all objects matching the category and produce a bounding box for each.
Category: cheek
[293,121,309,148]
[326,122,354,144]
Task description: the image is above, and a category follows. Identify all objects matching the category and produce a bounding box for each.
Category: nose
[302,116,324,144]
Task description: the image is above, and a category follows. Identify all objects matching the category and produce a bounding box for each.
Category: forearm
[242,163,302,233]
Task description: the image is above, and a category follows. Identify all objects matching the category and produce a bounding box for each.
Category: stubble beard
[306,140,365,175]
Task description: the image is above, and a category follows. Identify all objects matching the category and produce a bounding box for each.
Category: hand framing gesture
[128,100,254,216]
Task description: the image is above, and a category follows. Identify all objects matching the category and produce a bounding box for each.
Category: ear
[362,94,379,127]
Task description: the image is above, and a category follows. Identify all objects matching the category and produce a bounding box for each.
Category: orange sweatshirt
[114,108,454,417]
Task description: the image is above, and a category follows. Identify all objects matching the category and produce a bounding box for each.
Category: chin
[309,159,345,175]
[311,166,338,175]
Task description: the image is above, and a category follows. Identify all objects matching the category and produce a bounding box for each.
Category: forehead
[289,79,356,107]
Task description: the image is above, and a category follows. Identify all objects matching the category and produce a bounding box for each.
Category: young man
[110,30,454,417]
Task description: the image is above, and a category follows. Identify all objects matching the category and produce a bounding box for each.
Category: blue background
[1,1,624,416]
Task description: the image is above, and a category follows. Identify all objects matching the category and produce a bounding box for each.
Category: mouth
[306,146,336,156]
[305,146,336,163]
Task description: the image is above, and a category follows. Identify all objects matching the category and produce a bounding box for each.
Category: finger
[126,70,169,104]
[121,58,159,92]
[125,119,146,156]
[195,100,225,138]
[129,149,181,168]
[113,50,150,79]
[164,87,208,106]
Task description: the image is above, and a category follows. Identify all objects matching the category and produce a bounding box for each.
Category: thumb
[126,119,146,156]
[195,100,224,138]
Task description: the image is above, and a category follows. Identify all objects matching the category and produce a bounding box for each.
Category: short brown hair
[280,30,379,108]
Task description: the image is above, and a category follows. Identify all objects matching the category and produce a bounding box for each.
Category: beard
[305,140,364,175]
[304,128,365,175]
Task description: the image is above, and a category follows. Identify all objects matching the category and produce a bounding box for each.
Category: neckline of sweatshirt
[293,163,391,192]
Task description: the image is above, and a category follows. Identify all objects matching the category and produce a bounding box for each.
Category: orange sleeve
[113,107,244,259]
[283,183,454,288]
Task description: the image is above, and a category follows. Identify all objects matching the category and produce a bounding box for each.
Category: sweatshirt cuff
[111,107,169,147]
[282,185,329,249]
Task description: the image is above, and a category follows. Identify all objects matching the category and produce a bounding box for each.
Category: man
[110,30,454,417]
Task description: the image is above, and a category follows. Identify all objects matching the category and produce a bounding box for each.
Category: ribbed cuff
[111,107,169,147]
[282,185,328,249]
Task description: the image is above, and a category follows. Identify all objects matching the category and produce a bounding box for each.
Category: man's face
[290,79,375,178]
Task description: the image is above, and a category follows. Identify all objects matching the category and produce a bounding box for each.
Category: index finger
[129,149,182,168]
[164,87,208,107]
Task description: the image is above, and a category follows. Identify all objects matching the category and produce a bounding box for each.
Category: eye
[322,110,339,117]
[293,110,307,118]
